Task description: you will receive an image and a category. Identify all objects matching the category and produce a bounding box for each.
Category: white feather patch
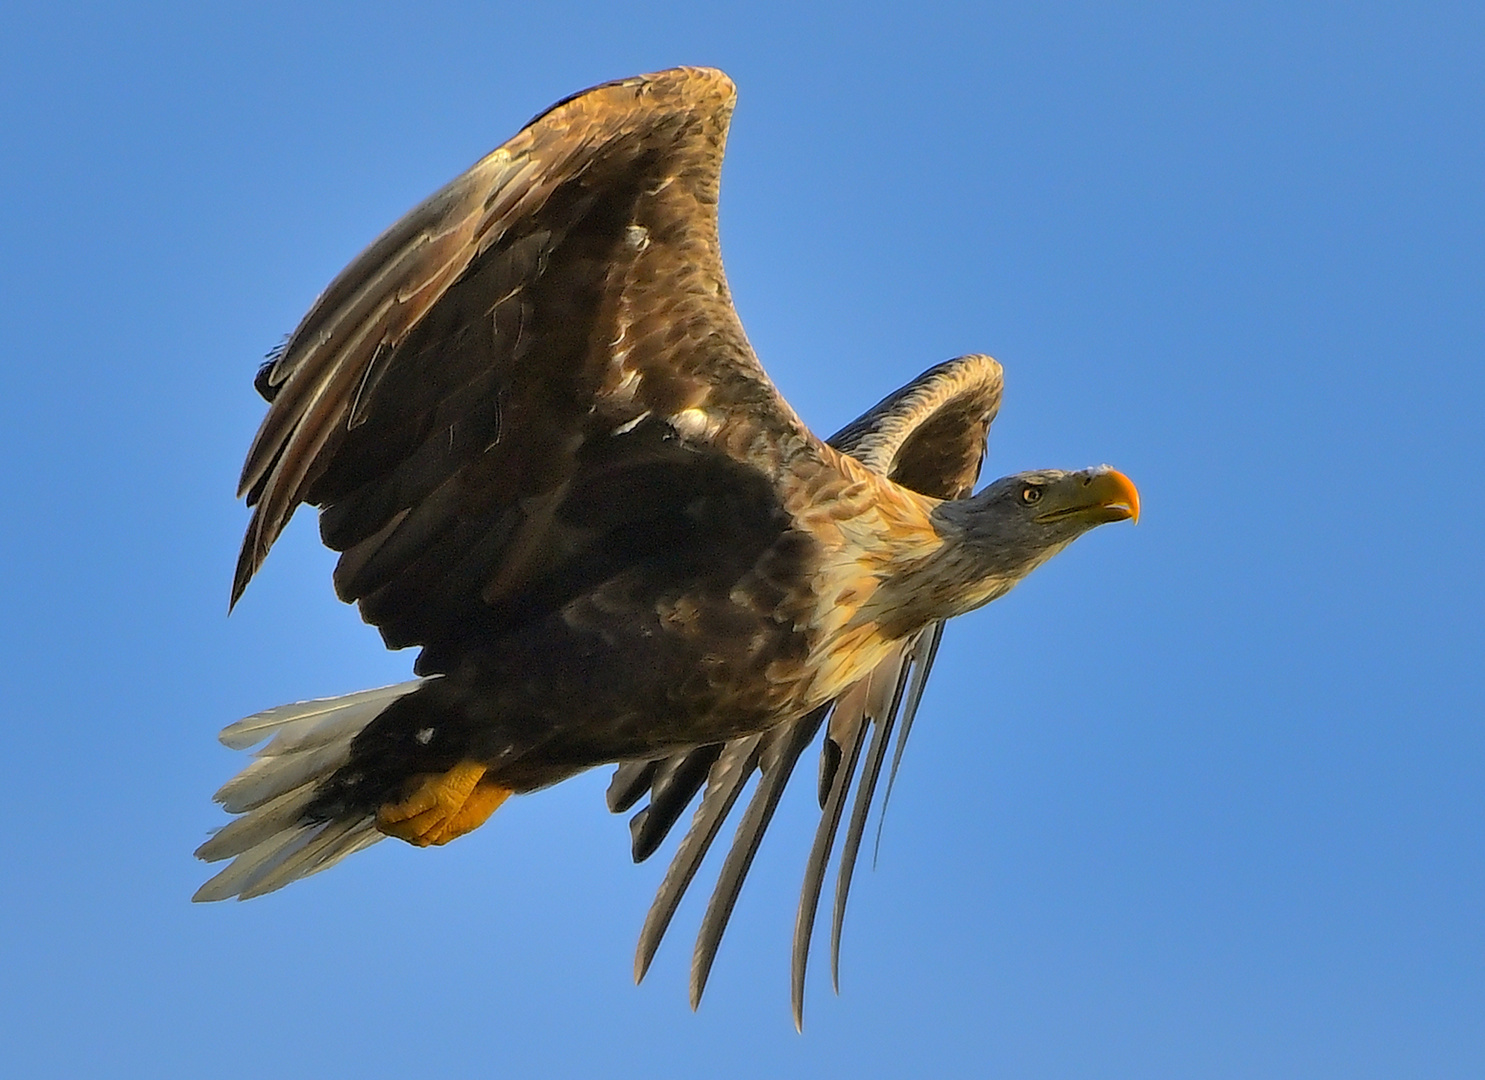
[194,679,429,901]
[219,679,429,751]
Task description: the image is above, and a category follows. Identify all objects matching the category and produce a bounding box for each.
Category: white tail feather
[216,738,357,814]
[239,818,380,899]
[219,682,427,751]
[194,679,430,902]
[197,783,321,862]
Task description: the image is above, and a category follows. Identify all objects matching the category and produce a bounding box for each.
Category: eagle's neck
[858,492,1074,642]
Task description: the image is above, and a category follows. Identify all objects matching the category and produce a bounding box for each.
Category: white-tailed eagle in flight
[195,67,1139,1028]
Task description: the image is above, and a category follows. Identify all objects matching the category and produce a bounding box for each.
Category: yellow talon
[376,761,512,847]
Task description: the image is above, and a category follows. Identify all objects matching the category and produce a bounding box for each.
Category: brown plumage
[196,67,1138,1027]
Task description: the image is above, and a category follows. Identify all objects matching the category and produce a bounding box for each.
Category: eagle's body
[309,443,942,804]
[197,67,1137,1025]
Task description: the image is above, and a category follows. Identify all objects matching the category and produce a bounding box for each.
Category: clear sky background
[2,2,1481,1077]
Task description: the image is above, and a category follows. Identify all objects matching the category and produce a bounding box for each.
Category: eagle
[195,67,1139,1027]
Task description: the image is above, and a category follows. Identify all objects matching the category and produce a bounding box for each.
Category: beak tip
[1104,467,1139,525]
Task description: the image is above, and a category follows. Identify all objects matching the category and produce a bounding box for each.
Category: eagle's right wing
[608,354,1003,1025]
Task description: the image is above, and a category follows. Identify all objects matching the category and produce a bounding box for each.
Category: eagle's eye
[1020,483,1043,505]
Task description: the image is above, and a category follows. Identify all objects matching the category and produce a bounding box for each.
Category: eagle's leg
[375,761,512,847]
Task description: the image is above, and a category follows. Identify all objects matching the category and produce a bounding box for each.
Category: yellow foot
[376,761,512,847]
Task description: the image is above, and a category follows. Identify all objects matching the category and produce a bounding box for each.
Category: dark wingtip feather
[607,760,658,815]
[791,716,869,1030]
[253,339,290,403]
[830,668,910,993]
[630,747,723,862]
[229,518,266,611]
[633,737,764,985]
[687,707,826,1010]
[872,621,944,867]
[627,807,654,859]
[817,737,841,809]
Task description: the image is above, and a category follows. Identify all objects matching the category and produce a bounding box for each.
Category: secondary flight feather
[197,67,1139,1028]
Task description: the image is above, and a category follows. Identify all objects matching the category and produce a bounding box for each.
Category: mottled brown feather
[234,67,790,612]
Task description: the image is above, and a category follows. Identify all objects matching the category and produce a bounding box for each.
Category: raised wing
[233,68,819,674]
[608,354,1003,1024]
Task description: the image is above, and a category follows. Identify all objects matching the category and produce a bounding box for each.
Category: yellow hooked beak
[1034,467,1140,526]
[1090,467,1140,523]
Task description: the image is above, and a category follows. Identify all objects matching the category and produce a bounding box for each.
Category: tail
[193,679,429,902]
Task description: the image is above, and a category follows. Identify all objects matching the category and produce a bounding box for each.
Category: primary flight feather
[197,67,1139,1027]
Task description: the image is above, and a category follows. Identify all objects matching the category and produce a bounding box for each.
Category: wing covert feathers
[231,67,769,611]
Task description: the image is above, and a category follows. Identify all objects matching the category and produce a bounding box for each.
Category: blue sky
[2,2,1482,1076]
